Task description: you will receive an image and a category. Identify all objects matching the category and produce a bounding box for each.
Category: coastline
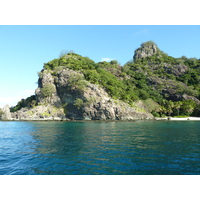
[1,116,200,122]
[155,117,200,121]
[0,118,150,122]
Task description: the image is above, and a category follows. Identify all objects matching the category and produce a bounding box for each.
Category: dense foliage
[10,95,37,112]
[41,84,56,98]
[11,43,200,117]
[41,47,200,117]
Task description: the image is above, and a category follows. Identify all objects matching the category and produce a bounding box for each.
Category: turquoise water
[0,121,200,175]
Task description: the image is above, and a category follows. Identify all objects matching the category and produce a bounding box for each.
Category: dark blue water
[0,121,200,175]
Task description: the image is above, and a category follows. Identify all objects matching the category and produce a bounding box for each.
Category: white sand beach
[170,117,200,121]
[156,117,200,121]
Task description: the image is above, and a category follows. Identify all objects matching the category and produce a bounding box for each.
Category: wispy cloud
[132,29,150,37]
[101,58,114,62]
[0,97,21,108]
[0,89,35,108]
[22,89,35,96]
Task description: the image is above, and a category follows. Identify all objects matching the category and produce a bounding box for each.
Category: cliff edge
[9,41,200,120]
[11,68,153,120]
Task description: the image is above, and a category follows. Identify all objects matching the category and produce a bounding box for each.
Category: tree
[173,101,182,116]
[41,84,56,98]
[73,98,84,110]
[10,95,37,112]
[68,73,88,91]
[165,100,174,116]
[110,60,119,65]
[84,70,100,84]
[180,100,196,116]
[138,90,150,100]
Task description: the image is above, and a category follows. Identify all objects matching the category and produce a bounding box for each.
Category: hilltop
[1,41,200,120]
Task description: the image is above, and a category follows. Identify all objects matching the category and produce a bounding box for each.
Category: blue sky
[0,25,200,108]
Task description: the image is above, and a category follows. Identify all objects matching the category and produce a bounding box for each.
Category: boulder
[134,41,158,60]
[2,105,11,120]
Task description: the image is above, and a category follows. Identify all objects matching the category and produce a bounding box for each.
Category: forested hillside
[9,41,200,119]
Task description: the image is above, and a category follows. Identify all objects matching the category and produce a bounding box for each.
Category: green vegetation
[41,112,51,117]
[173,115,189,118]
[40,47,200,117]
[10,95,37,112]
[68,73,88,91]
[41,84,56,98]
[73,98,84,110]
[11,42,200,117]
[43,52,96,71]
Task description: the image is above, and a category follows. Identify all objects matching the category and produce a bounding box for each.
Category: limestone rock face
[2,105,11,120]
[56,70,153,120]
[134,41,158,60]
[64,82,153,120]
[164,64,188,76]
[35,71,62,106]
[11,104,65,120]
[148,76,200,104]
[182,94,200,104]
[11,68,153,121]
[32,69,153,120]
[8,42,200,120]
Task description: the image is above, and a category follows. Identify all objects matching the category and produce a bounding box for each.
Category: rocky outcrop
[35,70,62,106]
[11,104,65,120]
[7,41,200,120]
[148,76,199,103]
[134,41,159,60]
[164,64,188,76]
[182,94,200,104]
[50,69,152,120]
[12,69,153,120]
[1,105,11,120]
[64,83,153,120]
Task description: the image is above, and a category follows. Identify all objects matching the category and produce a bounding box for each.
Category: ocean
[0,120,200,175]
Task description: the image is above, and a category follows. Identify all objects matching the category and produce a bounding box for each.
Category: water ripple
[0,121,200,174]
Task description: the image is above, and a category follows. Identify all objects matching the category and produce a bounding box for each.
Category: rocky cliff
[133,41,159,60]
[12,68,153,120]
[1,105,11,120]
[9,41,200,119]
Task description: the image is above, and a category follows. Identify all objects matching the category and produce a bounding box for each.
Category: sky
[0,0,200,198]
[0,25,200,108]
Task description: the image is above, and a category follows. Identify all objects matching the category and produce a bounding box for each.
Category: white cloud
[0,97,20,108]
[101,58,114,62]
[132,29,149,36]
[0,89,35,108]
[22,89,35,97]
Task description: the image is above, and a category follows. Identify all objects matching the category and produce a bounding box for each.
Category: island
[1,41,200,121]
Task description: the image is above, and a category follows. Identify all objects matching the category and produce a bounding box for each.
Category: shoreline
[155,117,200,121]
[1,116,200,122]
[0,118,151,122]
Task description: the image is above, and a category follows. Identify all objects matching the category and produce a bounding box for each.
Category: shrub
[73,98,84,110]
[41,84,56,98]
[68,73,88,91]
[151,111,160,117]
[10,95,37,112]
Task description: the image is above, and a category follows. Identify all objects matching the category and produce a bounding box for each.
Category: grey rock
[134,42,158,61]
[2,105,11,120]
[11,68,153,121]
[11,104,65,121]
[36,71,62,106]
[182,94,200,104]
[164,64,188,76]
